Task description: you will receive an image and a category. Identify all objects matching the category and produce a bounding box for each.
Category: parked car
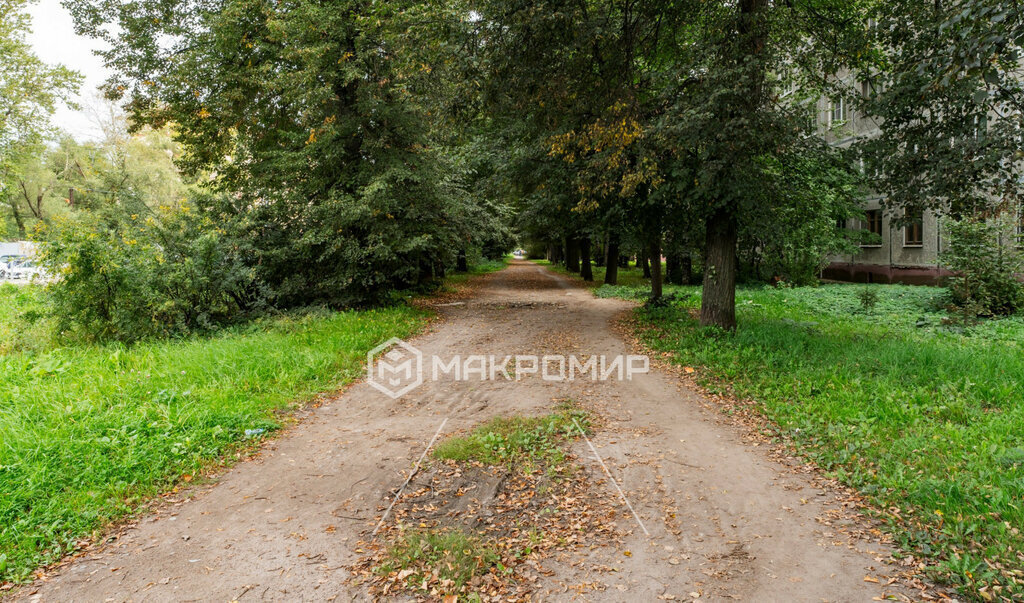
[0,255,26,280]
[10,259,41,281]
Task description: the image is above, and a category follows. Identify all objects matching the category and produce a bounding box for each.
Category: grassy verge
[572,274,1023,599]
[0,283,50,355]
[0,262,508,585]
[529,259,658,290]
[441,257,511,288]
[432,403,590,470]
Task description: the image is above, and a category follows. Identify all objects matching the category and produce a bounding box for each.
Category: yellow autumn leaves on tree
[547,103,662,209]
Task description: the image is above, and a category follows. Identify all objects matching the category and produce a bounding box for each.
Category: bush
[940,216,1024,317]
[738,147,865,285]
[35,200,260,343]
[857,287,879,312]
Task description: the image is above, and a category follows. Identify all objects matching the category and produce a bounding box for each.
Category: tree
[651,0,872,329]
[861,0,1024,220]
[0,0,81,238]
[940,214,1024,317]
[65,0,507,307]
[460,0,869,324]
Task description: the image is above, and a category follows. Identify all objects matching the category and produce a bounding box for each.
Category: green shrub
[856,287,879,312]
[35,200,259,343]
[940,215,1024,316]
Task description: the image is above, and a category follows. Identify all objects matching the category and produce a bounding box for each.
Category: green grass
[377,527,501,595]
[603,282,1024,598]
[0,283,50,354]
[431,256,511,293]
[447,257,511,284]
[0,260,512,583]
[0,293,437,583]
[530,259,658,289]
[432,403,590,471]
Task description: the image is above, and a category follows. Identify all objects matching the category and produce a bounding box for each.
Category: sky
[26,0,111,141]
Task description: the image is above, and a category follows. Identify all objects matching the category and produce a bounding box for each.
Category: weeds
[432,403,590,471]
[856,287,879,312]
[376,527,502,594]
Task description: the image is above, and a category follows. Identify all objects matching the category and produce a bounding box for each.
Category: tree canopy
[0,0,81,238]
[0,0,1011,333]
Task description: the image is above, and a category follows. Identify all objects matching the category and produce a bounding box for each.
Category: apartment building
[790,81,1023,284]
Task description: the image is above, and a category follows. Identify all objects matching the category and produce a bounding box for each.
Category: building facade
[789,81,1021,285]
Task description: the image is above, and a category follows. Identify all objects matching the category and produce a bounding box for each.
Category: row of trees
[453,0,1024,327]
[4,0,1021,336]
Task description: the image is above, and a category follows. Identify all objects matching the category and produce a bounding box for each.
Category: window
[804,105,818,132]
[780,78,797,98]
[860,209,883,246]
[904,208,923,247]
[830,97,848,124]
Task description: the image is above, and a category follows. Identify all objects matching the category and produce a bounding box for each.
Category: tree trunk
[695,0,764,329]
[580,237,593,281]
[418,259,434,285]
[666,254,681,285]
[680,254,693,285]
[618,254,629,268]
[639,248,651,278]
[700,209,738,329]
[649,236,663,300]
[666,251,691,285]
[605,232,620,285]
[549,242,562,264]
[566,238,580,272]
[6,198,26,238]
[456,249,468,272]
[18,181,47,222]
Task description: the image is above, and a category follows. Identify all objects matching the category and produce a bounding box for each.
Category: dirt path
[20,261,925,602]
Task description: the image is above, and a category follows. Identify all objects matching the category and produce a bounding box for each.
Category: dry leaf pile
[348,457,624,601]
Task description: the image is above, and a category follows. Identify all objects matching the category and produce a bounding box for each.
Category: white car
[0,256,25,280]
[8,259,41,281]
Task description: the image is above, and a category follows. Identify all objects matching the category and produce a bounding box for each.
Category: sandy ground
[16,261,929,602]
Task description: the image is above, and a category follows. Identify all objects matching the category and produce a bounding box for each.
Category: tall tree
[65,0,506,306]
[861,0,1024,219]
[0,0,80,237]
[657,0,871,329]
